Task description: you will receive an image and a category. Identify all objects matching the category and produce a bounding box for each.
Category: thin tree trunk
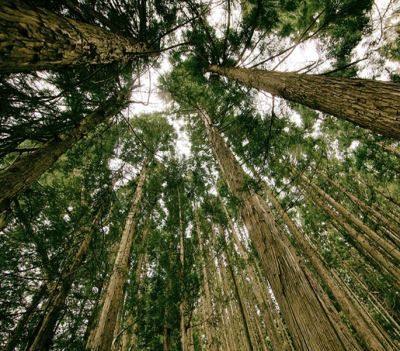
[198,105,357,351]
[261,178,395,350]
[0,1,155,73]
[0,91,129,214]
[355,175,400,210]
[4,285,47,351]
[208,65,400,140]
[375,142,400,157]
[316,169,400,241]
[87,155,150,351]
[297,170,400,263]
[27,168,122,351]
[298,177,400,289]
[179,191,189,351]
[211,175,285,351]
[194,206,218,351]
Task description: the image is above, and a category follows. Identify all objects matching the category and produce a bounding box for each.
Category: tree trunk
[297,171,400,263]
[298,177,400,289]
[261,179,395,350]
[197,105,357,351]
[0,91,129,214]
[208,65,400,140]
[316,169,400,241]
[87,155,150,351]
[27,168,122,351]
[4,285,47,351]
[375,142,400,158]
[0,1,155,73]
[194,206,218,351]
[211,177,285,351]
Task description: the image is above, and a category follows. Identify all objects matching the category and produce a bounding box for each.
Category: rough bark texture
[298,177,400,289]
[298,172,400,263]
[208,65,400,140]
[212,180,284,351]
[27,168,122,351]
[0,93,128,214]
[262,180,394,350]
[317,169,400,239]
[194,207,218,351]
[198,106,357,351]
[87,156,149,351]
[0,1,155,73]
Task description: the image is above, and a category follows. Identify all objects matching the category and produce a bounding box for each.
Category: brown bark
[208,65,400,140]
[298,177,400,289]
[316,169,400,242]
[27,168,122,351]
[4,285,47,351]
[0,1,156,73]
[262,179,395,350]
[87,155,150,351]
[211,177,285,351]
[198,105,357,351]
[375,142,400,157]
[0,91,129,214]
[297,171,400,263]
[355,175,400,210]
[194,207,218,351]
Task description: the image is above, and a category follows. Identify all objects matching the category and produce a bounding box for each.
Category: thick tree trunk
[197,106,358,350]
[0,92,128,214]
[262,179,395,350]
[0,1,155,73]
[211,178,285,351]
[87,155,150,351]
[27,168,122,351]
[208,65,400,140]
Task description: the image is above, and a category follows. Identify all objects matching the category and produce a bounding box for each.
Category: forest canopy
[1,0,400,350]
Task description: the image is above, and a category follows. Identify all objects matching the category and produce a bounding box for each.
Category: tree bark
[194,206,218,351]
[27,168,122,351]
[298,177,400,289]
[87,155,150,351]
[261,179,395,350]
[4,285,47,351]
[208,65,400,140]
[297,171,400,263]
[0,91,129,214]
[0,1,156,73]
[197,105,357,351]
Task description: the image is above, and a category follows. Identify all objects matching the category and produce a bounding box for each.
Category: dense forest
[1,0,400,350]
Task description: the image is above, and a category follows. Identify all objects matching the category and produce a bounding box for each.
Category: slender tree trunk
[121,206,154,351]
[297,170,400,263]
[194,206,218,351]
[4,285,47,351]
[87,155,150,351]
[211,175,285,351]
[0,1,155,73]
[27,168,122,351]
[179,191,189,351]
[316,169,400,241]
[0,91,129,214]
[375,142,400,157]
[261,178,395,350]
[355,175,400,210]
[208,65,400,140]
[197,106,358,351]
[298,177,400,289]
